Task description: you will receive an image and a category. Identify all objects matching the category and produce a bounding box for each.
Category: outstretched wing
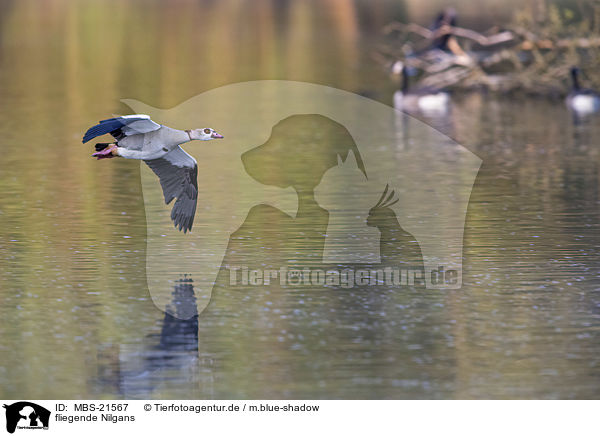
[144,147,198,233]
[82,114,160,143]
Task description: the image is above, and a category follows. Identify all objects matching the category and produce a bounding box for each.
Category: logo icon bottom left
[3,402,50,434]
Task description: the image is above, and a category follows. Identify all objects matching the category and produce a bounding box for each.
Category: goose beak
[211,132,224,139]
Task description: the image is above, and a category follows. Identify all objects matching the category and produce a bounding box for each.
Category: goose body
[394,88,450,114]
[567,93,600,115]
[392,62,450,115]
[82,114,223,232]
[112,123,190,160]
[566,67,600,116]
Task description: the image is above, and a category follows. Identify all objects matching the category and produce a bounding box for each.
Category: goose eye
[204,128,211,134]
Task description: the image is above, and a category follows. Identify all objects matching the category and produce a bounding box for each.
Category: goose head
[189,128,224,141]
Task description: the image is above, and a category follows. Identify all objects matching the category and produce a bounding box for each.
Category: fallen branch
[384,21,515,47]
[379,18,600,94]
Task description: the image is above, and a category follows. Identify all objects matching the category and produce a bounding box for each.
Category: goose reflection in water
[96,277,200,398]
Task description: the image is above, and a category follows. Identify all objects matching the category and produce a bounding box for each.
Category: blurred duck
[392,8,467,67]
[566,67,600,116]
[393,62,450,115]
[429,7,466,57]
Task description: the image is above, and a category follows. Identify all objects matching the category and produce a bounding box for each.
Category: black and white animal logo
[3,402,50,434]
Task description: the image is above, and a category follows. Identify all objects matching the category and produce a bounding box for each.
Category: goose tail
[95,142,112,152]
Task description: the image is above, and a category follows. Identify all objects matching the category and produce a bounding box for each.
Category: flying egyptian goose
[82,114,223,233]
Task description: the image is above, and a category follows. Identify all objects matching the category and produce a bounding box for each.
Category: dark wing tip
[82,118,126,143]
[170,198,196,233]
[82,131,94,143]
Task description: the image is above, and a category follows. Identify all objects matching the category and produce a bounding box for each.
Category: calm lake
[0,0,599,399]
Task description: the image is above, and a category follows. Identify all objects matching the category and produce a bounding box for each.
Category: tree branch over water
[379,2,600,95]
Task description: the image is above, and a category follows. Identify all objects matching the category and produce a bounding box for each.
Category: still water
[0,0,599,399]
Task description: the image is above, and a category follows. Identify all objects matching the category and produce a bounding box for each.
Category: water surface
[0,0,599,399]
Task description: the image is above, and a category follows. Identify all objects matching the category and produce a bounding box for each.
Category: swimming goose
[393,62,450,114]
[82,114,223,233]
[566,67,600,116]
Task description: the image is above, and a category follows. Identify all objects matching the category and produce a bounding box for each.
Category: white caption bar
[0,400,597,435]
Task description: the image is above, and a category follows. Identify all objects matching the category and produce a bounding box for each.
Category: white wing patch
[120,118,161,136]
[121,114,151,119]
